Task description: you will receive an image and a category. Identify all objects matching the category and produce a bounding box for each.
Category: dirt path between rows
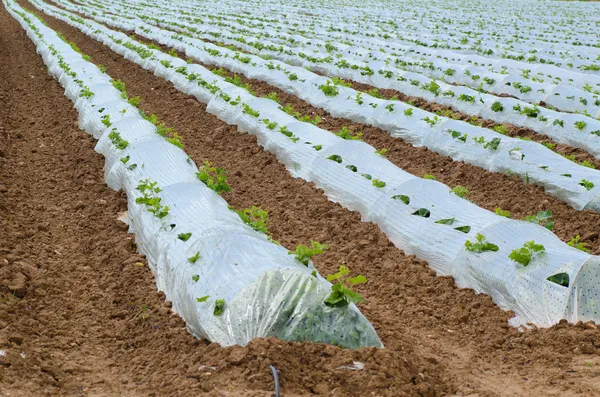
[3,1,600,396]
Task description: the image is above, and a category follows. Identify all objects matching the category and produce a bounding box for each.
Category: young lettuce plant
[196,161,231,194]
[135,179,170,220]
[318,80,339,96]
[451,185,470,199]
[495,208,511,217]
[465,233,499,253]
[234,206,269,234]
[568,235,590,252]
[524,210,554,230]
[509,241,545,266]
[288,241,329,266]
[335,126,363,140]
[324,265,366,308]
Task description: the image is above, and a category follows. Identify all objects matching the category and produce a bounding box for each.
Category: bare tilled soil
[2,2,600,396]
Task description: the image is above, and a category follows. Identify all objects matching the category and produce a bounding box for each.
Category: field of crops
[2,0,600,395]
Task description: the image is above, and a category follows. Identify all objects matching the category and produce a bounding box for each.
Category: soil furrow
[7,1,600,396]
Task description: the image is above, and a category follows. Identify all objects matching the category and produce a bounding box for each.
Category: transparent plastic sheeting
[112,0,600,116]
[4,0,383,349]
[58,0,600,160]
[35,0,600,214]
[140,0,600,75]
[28,0,600,328]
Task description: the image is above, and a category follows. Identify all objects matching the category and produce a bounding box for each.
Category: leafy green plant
[288,241,328,266]
[574,121,587,131]
[495,208,511,217]
[484,138,501,150]
[196,161,231,194]
[188,251,201,263]
[242,104,260,118]
[327,154,343,163]
[493,125,509,135]
[196,295,209,303]
[454,225,471,233]
[524,210,554,230]
[491,101,504,112]
[375,148,388,157]
[332,77,351,87]
[335,126,362,140]
[412,208,431,218]
[234,206,269,234]
[403,108,413,116]
[101,114,112,127]
[318,80,339,96]
[391,195,410,204]
[80,88,94,98]
[136,179,170,219]
[278,126,299,142]
[451,185,470,199]
[128,96,141,107]
[167,132,184,149]
[262,119,278,130]
[372,179,386,188]
[567,235,590,252]
[192,275,200,282]
[108,128,129,150]
[509,241,545,266]
[458,94,475,103]
[265,92,279,103]
[580,179,594,191]
[178,232,192,242]
[547,273,569,287]
[465,233,498,253]
[214,299,225,315]
[324,266,366,308]
[423,116,441,127]
[449,130,468,142]
[423,174,436,180]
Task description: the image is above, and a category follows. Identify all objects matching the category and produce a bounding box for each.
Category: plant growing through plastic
[196,161,231,194]
[465,233,498,253]
[324,266,366,308]
[288,241,329,266]
[509,241,545,266]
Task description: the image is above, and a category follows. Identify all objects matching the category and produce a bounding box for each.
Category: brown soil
[3,1,600,396]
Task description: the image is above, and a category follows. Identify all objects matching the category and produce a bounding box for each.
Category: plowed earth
[1,2,600,396]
